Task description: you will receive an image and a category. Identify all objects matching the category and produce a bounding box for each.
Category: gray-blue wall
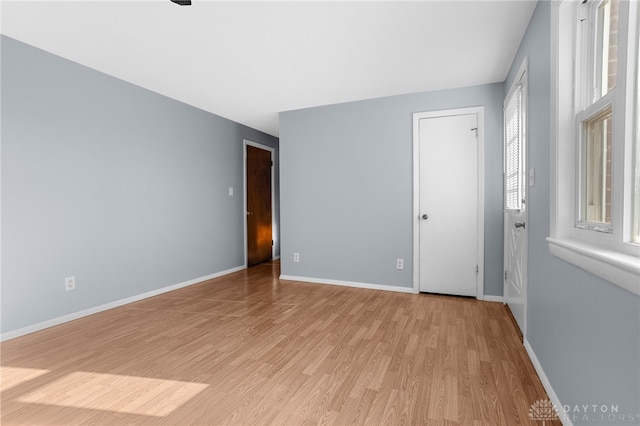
[279,84,504,295]
[504,1,639,421]
[1,35,279,335]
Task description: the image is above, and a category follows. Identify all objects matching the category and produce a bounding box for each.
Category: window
[579,106,613,228]
[504,79,525,212]
[575,0,618,232]
[593,0,618,100]
[549,0,639,295]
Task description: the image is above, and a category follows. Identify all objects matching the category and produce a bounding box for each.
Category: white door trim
[243,139,276,267]
[412,107,485,298]
[503,57,529,336]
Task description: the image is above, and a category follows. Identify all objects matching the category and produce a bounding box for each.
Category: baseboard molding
[525,339,572,426]
[0,265,245,342]
[279,275,414,294]
[481,295,505,303]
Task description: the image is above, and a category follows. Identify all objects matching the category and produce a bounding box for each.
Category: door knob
[514,222,525,229]
[422,214,429,220]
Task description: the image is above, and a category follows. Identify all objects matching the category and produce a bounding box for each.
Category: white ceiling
[1,0,537,136]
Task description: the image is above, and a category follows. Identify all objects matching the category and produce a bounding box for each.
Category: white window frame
[504,61,527,213]
[549,0,640,296]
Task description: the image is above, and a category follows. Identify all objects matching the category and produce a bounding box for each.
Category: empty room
[1,1,639,425]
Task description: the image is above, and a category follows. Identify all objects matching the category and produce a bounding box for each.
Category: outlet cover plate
[65,276,76,291]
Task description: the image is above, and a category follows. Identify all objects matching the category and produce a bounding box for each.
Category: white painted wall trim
[547,237,640,295]
[243,139,277,264]
[412,106,485,299]
[0,265,245,342]
[481,295,505,303]
[279,275,414,294]
[525,339,573,426]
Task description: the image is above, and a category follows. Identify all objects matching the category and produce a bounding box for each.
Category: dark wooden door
[246,145,272,266]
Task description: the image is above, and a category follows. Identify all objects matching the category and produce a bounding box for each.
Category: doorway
[244,140,275,267]
[503,60,528,336]
[412,107,485,297]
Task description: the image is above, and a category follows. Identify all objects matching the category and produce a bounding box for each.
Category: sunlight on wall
[1,367,51,391]
[17,371,209,417]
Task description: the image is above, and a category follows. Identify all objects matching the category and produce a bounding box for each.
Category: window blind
[505,85,523,211]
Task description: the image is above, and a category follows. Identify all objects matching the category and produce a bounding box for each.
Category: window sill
[547,237,640,296]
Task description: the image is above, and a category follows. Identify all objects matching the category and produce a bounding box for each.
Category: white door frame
[503,58,528,336]
[412,107,485,298]
[243,139,276,267]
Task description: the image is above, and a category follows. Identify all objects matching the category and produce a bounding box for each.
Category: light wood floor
[1,261,558,425]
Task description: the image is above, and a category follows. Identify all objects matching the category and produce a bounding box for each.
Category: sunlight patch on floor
[17,371,209,417]
[1,366,51,391]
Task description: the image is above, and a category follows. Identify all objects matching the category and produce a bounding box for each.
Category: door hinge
[471,127,478,138]
[504,270,508,281]
[272,240,274,246]
[271,160,273,166]
[475,265,479,275]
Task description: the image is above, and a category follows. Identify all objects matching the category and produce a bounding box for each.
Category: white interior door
[503,64,528,335]
[418,113,479,297]
[504,210,527,332]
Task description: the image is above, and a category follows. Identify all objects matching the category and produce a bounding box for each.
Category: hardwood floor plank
[1,261,560,425]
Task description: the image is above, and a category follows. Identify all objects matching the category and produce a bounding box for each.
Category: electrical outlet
[65,276,76,291]
[396,259,404,270]
[293,253,300,263]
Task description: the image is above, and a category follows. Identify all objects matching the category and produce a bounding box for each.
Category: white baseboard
[524,339,572,426]
[279,275,414,294]
[481,295,505,303]
[0,265,245,342]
